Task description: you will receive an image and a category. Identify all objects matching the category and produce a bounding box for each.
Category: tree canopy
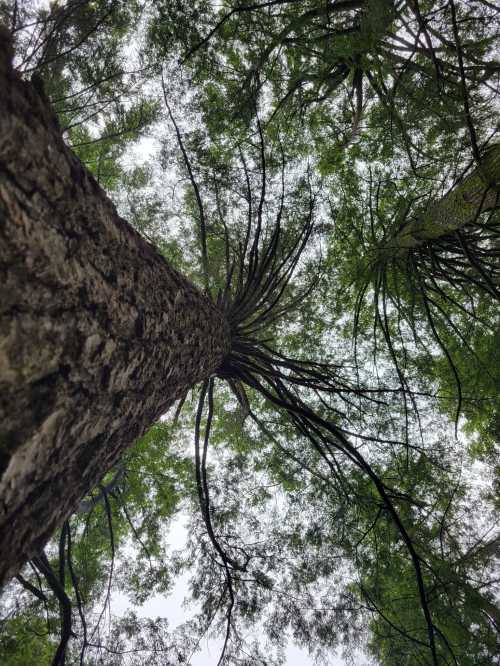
[0,1,499,665]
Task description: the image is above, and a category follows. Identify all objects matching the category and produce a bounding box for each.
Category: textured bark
[0,34,230,585]
[381,144,500,258]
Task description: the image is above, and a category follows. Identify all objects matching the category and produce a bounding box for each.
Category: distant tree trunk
[381,144,500,257]
[0,33,230,586]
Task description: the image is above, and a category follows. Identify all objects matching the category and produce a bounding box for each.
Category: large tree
[1,2,499,664]
[0,27,449,665]
[0,32,229,586]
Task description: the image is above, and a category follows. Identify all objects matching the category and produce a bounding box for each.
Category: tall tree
[0,30,451,666]
[1,3,499,664]
[0,33,229,586]
[374,143,500,258]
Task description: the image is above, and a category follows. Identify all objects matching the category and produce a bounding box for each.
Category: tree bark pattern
[0,35,230,585]
[381,144,500,257]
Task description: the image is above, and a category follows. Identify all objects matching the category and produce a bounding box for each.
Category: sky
[113,517,349,666]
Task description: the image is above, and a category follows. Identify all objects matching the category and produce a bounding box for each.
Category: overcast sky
[116,578,348,666]
[113,517,349,666]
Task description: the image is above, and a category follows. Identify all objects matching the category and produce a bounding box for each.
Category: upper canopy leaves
[1,1,498,665]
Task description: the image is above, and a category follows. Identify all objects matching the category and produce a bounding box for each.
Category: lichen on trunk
[0,34,230,586]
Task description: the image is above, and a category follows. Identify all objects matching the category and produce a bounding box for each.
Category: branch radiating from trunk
[0,33,230,586]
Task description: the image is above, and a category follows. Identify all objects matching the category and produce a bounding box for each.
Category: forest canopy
[0,0,499,665]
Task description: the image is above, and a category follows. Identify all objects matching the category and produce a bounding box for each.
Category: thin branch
[161,74,210,291]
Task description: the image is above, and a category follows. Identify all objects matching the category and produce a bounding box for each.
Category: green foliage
[0,614,56,666]
[1,1,500,665]
[3,0,159,192]
[361,384,498,662]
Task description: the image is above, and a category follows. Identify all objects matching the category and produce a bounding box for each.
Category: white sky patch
[111,515,350,666]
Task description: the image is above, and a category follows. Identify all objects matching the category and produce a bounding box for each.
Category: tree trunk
[381,144,500,257]
[0,34,230,586]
